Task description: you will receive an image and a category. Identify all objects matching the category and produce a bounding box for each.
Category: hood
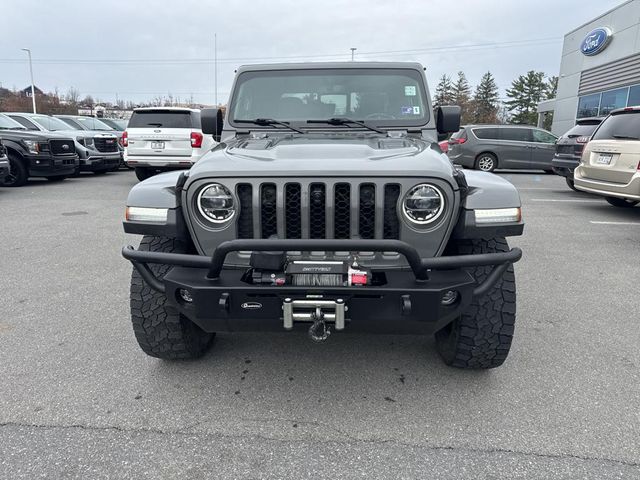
[189,133,456,180]
[0,128,75,142]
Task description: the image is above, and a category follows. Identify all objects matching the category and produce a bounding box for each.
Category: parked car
[447,124,558,172]
[121,61,524,369]
[0,113,77,187]
[4,112,120,175]
[574,107,640,207]
[123,107,216,181]
[98,118,128,131]
[55,114,127,169]
[551,117,603,191]
[0,138,9,184]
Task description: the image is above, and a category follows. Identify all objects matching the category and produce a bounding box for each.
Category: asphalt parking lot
[1,170,639,479]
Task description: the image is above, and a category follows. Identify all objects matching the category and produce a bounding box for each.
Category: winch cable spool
[291,273,343,287]
[308,307,331,342]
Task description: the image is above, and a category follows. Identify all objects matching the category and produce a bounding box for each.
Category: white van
[123,107,216,181]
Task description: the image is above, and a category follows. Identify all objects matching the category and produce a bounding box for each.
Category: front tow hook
[308,307,331,343]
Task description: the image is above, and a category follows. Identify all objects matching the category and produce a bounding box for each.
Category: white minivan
[123,107,216,181]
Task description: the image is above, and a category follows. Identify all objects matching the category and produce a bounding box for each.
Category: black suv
[551,117,602,191]
[0,113,78,187]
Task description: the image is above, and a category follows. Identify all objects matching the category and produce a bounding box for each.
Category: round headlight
[402,184,445,225]
[197,183,235,223]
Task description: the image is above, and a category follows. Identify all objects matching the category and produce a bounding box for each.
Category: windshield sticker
[413,106,420,115]
[404,85,417,96]
[401,106,414,115]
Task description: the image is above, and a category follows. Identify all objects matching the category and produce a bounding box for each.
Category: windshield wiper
[146,123,163,127]
[235,118,304,134]
[612,134,639,140]
[307,117,386,134]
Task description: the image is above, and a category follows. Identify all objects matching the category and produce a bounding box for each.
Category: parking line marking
[590,221,640,226]
[530,198,602,203]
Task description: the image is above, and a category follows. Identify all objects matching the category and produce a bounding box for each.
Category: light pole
[214,33,218,106]
[350,47,357,61]
[21,48,36,114]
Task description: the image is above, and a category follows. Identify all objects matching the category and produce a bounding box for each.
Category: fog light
[179,288,193,303]
[441,290,458,306]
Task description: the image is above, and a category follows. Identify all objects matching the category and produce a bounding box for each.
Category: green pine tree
[472,71,499,124]
[451,71,472,123]
[433,74,454,106]
[505,71,546,125]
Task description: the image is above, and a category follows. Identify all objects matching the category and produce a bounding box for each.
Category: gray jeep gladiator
[122,62,524,369]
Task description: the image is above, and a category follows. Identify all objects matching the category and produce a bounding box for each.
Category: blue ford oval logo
[580,27,612,56]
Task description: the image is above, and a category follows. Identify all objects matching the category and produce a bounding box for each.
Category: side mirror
[436,105,461,134]
[201,108,224,142]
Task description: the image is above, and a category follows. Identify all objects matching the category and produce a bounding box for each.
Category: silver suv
[447,125,558,172]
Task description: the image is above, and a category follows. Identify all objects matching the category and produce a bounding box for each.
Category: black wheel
[71,166,81,178]
[94,170,108,175]
[605,196,638,208]
[475,153,497,172]
[130,236,215,360]
[544,169,554,174]
[435,237,516,369]
[45,176,67,182]
[135,167,153,181]
[565,177,578,191]
[2,153,29,187]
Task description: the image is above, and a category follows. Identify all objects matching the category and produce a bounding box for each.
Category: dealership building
[539,0,640,135]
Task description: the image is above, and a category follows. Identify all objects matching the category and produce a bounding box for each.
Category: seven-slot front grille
[94,136,119,153]
[236,181,402,240]
[49,139,75,155]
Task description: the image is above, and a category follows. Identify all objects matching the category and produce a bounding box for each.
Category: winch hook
[308,306,331,342]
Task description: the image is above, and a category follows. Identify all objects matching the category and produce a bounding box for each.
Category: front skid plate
[163,267,475,335]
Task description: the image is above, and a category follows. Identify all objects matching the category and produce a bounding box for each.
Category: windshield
[592,112,640,140]
[229,68,429,127]
[0,114,26,130]
[74,116,114,131]
[30,115,72,131]
[128,110,194,128]
[58,117,85,130]
[563,124,599,138]
[100,118,127,130]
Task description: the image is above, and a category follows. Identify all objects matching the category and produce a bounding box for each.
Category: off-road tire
[435,237,516,369]
[3,152,28,187]
[130,236,215,359]
[135,167,153,181]
[565,177,578,191]
[605,196,638,208]
[475,153,497,172]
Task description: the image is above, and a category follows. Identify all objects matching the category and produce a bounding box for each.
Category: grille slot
[383,184,401,239]
[359,184,376,239]
[334,183,351,239]
[237,184,253,239]
[309,183,326,239]
[237,181,408,241]
[49,139,75,155]
[260,183,277,238]
[285,183,302,239]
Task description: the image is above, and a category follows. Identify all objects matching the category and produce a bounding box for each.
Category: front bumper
[80,152,120,172]
[0,157,9,181]
[122,239,522,334]
[27,154,78,177]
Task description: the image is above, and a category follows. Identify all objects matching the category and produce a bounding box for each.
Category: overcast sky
[0,0,625,105]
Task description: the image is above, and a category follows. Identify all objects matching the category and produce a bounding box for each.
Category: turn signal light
[122,130,128,147]
[191,131,203,148]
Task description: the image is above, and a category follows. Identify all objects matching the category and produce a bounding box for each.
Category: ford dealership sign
[580,27,612,56]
